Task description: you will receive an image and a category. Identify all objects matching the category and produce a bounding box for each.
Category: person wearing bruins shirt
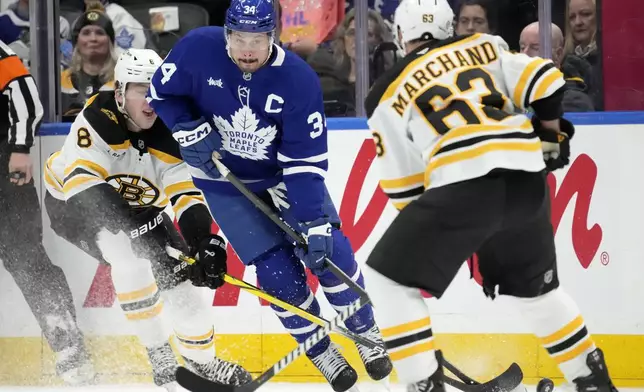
[361,1,618,392]
[43,49,251,391]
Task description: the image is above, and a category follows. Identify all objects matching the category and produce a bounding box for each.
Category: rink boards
[1,113,643,386]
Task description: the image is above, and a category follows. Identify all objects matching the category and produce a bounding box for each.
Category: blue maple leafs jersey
[148,26,329,223]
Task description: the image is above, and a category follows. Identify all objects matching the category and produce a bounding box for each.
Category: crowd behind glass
[0,0,604,119]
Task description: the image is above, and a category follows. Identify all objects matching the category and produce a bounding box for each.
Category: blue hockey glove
[294,217,333,275]
[172,117,224,179]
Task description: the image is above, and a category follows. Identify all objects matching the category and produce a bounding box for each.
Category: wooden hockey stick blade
[443,363,524,392]
[175,297,368,392]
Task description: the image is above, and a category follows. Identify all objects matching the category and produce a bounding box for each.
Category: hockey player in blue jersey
[147,0,392,391]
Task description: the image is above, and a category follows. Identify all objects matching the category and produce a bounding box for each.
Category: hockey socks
[364,265,438,384]
[507,288,596,382]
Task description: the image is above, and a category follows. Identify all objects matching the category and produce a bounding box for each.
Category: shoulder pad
[142,118,182,160]
[82,91,129,146]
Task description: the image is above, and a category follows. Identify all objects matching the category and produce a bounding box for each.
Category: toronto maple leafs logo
[212,87,277,161]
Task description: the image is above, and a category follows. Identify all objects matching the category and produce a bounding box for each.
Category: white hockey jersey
[44,91,205,222]
[365,33,565,210]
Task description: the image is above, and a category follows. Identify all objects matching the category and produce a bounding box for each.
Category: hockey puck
[9,171,25,180]
[537,378,555,392]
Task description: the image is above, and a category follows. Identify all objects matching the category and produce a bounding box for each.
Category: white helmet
[394,0,455,47]
[115,48,162,106]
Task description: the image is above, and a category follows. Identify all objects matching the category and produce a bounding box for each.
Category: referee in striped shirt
[0,39,94,384]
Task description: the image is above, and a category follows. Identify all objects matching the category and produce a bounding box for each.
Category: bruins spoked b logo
[106,175,159,206]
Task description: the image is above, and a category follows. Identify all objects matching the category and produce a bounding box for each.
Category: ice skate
[354,325,393,381]
[55,343,95,385]
[147,342,179,391]
[309,343,359,392]
[406,350,446,392]
[183,356,252,386]
[573,348,618,392]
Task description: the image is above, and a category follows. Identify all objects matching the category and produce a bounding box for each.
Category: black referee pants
[0,141,84,353]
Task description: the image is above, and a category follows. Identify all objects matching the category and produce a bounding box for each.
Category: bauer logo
[173,123,212,147]
[130,213,163,239]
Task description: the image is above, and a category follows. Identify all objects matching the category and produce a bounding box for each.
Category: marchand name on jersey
[392,41,499,116]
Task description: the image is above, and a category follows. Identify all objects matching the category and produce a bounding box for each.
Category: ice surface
[0,385,641,392]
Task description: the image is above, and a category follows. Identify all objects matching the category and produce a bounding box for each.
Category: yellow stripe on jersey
[44,169,63,191]
[109,140,131,150]
[44,152,64,188]
[149,147,182,165]
[83,93,98,108]
[379,173,425,193]
[428,120,532,159]
[173,194,205,220]
[380,34,482,104]
[512,58,549,108]
[425,140,541,187]
[165,181,197,198]
[533,68,565,102]
[63,175,103,194]
[64,159,109,179]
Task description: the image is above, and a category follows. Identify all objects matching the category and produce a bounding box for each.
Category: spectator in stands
[520,21,594,112]
[61,1,116,118]
[62,0,147,54]
[82,0,147,54]
[307,8,394,117]
[0,0,72,68]
[454,0,498,36]
[565,0,602,110]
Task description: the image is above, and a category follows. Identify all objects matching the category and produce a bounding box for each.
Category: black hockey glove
[189,234,228,290]
[532,116,575,171]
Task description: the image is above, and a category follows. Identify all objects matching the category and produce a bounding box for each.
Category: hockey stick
[211,153,370,304]
[165,246,386,354]
[205,157,527,390]
[177,296,366,392]
[166,250,524,392]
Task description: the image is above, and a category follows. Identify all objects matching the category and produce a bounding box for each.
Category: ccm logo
[239,20,258,24]
[130,214,163,239]
[173,123,212,147]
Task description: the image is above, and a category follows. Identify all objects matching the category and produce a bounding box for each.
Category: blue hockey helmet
[225,0,276,33]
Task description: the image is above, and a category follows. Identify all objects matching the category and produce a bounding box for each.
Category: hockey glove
[172,117,224,179]
[532,116,575,171]
[189,234,227,290]
[294,217,333,275]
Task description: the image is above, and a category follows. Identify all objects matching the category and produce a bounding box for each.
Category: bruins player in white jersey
[363,1,618,392]
[43,49,251,391]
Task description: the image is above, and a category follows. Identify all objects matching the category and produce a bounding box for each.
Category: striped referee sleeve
[0,39,43,153]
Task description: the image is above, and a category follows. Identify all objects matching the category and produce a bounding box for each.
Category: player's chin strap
[166,242,540,392]
[115,88,147,131]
